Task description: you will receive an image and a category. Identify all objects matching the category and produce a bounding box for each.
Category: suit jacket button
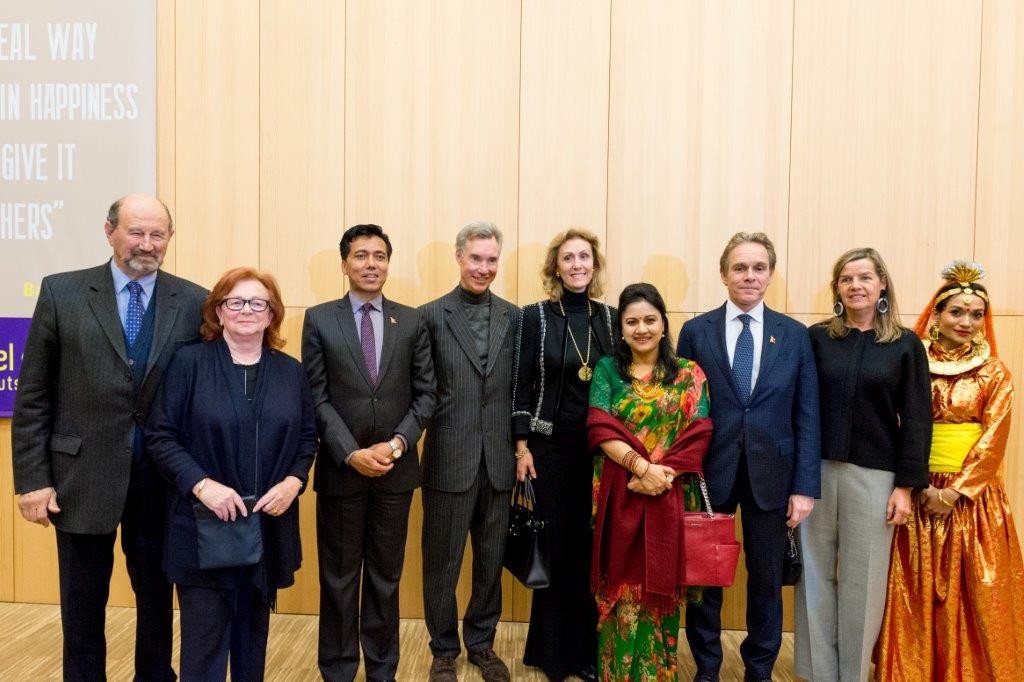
[744,408,750,413]
[125,373,132,382]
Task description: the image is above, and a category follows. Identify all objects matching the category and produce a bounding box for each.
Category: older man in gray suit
[12,194,207,680]
[419,222,520,682]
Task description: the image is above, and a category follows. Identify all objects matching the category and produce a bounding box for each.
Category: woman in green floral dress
[588,283,712,681]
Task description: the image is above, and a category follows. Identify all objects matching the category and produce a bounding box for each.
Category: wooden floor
[0,602,796,680]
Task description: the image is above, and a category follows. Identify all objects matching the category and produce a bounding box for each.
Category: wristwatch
[388,438,403,461]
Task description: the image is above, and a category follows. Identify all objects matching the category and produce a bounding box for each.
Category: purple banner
[0,318,32,418]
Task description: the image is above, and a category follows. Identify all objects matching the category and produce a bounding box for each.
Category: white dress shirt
[724,299,764,392]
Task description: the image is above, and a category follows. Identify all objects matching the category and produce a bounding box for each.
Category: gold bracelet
[514,450,530,460]
[938,489,956,508]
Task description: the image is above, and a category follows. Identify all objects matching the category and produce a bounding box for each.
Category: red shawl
[588,407,712,608]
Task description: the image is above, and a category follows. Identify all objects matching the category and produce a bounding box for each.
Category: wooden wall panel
[992,316,1024,545]
[345,0,521,619]
[260,0,346,309]
[172,0,260,289]
[0,421,13,601]
[517,0,611,304]
[607,0,793,314]
[788,0,981,314]
[975,0,1024,316]
[345,0,521,308]
[157,0,177,275]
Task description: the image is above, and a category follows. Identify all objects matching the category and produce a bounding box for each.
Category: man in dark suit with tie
[419,222,520,682]
[12,194,207,681]
[302,224,437,682]
[676,232,820,682]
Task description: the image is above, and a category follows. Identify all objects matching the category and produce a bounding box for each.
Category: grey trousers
[421,461,509,659]
[794,460,896,682]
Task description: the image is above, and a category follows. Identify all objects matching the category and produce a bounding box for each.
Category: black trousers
[421,460,509,658]
[176,579,270,682]
[684,452,788,681]
[522,431,598,680]
[55,485,174,682]
[317,489,413,682]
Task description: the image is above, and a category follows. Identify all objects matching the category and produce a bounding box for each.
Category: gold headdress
[933,261,989,307]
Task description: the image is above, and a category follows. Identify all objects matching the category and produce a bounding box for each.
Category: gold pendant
[578,364,593,382]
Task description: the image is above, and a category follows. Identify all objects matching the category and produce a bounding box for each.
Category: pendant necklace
[559,298,593,381]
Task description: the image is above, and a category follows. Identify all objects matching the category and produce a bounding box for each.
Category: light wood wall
[3,0,1024,635]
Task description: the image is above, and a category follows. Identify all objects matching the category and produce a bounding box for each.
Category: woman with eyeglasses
[146,267,316,680]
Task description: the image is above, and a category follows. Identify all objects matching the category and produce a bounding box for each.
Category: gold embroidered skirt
[874,473,1024,680]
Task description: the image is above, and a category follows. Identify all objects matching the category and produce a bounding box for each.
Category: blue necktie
[125,281,144,347]
[732,313,754,400]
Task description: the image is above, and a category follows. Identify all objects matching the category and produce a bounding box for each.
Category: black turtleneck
[458,285,491,368]
[511,292,618,438]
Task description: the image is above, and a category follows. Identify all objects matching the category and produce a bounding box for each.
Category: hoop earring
[929,325,940,341]
[876,295,890,314]
[833,300,844,317]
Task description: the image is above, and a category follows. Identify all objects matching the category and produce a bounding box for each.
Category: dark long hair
[613,283,677,385]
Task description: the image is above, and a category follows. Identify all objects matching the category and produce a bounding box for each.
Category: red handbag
[682,473,741,587]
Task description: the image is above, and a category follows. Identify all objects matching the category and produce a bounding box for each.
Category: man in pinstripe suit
[419,222,520,682]
[12,194,207,681]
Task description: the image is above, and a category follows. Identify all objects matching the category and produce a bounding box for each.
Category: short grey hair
[455,221,503,255]
[106,195,174,233]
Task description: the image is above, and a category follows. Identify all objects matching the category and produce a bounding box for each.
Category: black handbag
[781,527,802,586]
[192,496,263,569]
[192,438,264,570]
[503,478,551,589]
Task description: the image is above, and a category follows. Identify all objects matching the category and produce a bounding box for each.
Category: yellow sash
[929,422,982,472]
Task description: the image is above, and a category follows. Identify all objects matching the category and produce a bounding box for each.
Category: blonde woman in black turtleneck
[511,229,617,682]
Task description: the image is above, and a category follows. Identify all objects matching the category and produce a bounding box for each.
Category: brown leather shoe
[467,647,511,682]
[429,655,458,682]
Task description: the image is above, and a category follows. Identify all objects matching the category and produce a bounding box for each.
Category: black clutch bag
[781,527,802,586]
[192,495,263,570]
[503,478,551,589]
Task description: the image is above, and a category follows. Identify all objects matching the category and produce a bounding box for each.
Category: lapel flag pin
[389,316,397,324]
[769,335,776,344]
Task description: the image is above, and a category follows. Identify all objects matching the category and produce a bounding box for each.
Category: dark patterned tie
[125,281,144,347]
[360,301,378,384]
[732,313,754,400]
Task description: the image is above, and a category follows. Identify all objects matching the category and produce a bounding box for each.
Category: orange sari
[874,340,1024,680]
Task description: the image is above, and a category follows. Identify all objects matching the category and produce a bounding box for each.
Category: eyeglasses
[220,297,270,312]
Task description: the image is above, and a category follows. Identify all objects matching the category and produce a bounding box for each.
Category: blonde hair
[541,228,605,300]
[823,247,905,343]
[719,232,777,275]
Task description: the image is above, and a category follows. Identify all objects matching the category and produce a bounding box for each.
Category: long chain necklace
[630,362,664,401]
[559,298,593,381]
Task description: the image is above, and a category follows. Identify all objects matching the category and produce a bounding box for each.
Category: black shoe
[694,673,717,682]
[573,664,597,682]
[743,673,770,682]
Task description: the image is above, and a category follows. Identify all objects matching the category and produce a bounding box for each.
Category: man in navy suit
[676,232,820,682]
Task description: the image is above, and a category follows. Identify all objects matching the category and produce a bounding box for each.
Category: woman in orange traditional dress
[875,261,1024,680]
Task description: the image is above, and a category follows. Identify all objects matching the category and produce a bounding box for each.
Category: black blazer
[511,299,617,438]
[420,288,521,493]
[677,304,821,511]
[145,340,317,590]
[12,262,207,534]
[301,295,437,496]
